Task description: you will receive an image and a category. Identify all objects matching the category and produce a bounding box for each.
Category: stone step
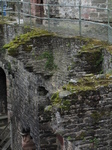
[0,122,6,127]
[0,126,6,130]
[0,121,10,150]
[0,115,8,128]
[0,132,10,146]
[0,120,8,125]
[2,139,11,150]
[0,115,8,120]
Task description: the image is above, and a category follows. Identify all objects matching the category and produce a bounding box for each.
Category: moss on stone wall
[3,28,54,56]
[0,16,17,24]
[38,51,57,70]
[47,92,71,112]
[80,39,108,53]
[62,74,112,93]
[2,25,112,59]
[77,38,110,74]
[48,73,112,112]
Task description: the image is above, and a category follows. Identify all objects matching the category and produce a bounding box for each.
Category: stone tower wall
[1,24,112,150]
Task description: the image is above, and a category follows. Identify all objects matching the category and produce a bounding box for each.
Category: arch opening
[0,68,7,115]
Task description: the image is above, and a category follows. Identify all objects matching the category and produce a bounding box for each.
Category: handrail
[0,1,112,43]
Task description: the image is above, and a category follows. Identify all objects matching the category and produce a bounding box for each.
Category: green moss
[24,25,31,29]
[67,136,72,141]
[44,105,52,112]
[76,36,92,43]
[0,17,8,24]
[80,39,108,53]
[91,111,102,123]
[106,45,112,54]
[0,16,18,24]
[0,21,6,25]
[23,45,32,52]
[77,38,106,74]
[7,62,12,73]
[76,131,85,140]
[2,25,112,58]
[76,37,112,57]
[38,51,57,70]
[51,92,70,111]
[78,39,107,61]
[66,42,71,47]
[67,66,71,71]
[51,92,61,105]
[89,137,99,148]
[95,53,103,67]
[59,100,71,111]
[62,75,112,93]
[3,28,54,56]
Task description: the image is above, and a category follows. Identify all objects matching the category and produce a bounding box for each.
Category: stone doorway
[30,0,44,24]
[40,0,44,17]
[0,68,7,115]
[30,0,44,18]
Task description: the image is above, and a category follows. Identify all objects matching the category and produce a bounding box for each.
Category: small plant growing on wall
[38,51,57,70]
[67,136,72,141]
[89,137,99,148]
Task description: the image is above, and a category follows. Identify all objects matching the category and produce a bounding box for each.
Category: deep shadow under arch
[0,68,7,115]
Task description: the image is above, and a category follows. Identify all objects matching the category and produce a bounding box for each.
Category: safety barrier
[0,0,112,43]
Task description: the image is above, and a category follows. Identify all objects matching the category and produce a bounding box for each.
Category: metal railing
[0,0,112,43]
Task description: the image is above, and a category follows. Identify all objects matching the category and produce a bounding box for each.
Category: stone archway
[0,68,7,115]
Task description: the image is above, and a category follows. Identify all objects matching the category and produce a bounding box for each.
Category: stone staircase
[0,115,11,150]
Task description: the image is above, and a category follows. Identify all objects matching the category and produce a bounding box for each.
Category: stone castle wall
[22,0,110,27]
[1,24,112,150]
[46,0,109,22]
